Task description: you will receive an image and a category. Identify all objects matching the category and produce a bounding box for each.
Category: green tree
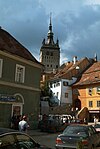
[40,83,53,98]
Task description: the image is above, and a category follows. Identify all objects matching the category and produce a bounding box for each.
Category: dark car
[0,127,51,149]
[55,124,100,149]
[94,123,100,132]
[38,115,65,133]
[70,118,84,124]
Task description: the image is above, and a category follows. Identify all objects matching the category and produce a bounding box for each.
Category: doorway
[12,104,22,116]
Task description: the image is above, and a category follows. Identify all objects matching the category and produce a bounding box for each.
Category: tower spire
[47,12,54,44]
[49,12,52,32]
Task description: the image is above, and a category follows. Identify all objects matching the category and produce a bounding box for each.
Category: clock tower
[40,16,60,73]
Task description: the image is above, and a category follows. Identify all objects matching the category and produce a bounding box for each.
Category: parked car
[60,115,72,123]
[0,127,51,149]
[55,124,100,149]
[70,118,84,124]
[94,123,100,132]
[38,114,68,133]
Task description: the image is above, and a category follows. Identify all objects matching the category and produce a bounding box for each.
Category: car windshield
[63,125,88,136]
[94,124,100,128]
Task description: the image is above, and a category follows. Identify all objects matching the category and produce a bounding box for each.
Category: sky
[1,0,100,65]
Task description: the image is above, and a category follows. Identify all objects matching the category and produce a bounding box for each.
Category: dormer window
[88,87,93,95]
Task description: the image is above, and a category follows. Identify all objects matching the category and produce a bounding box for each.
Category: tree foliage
[40,83,53,98]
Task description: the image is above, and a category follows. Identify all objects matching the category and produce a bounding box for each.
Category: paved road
[32,132,59,149]
[31,131,100,149]
[28,129,60,149]
[28,125,100,149]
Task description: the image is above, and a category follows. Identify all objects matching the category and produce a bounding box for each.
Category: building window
[15,64,25,83]
[56,82,60,87]
[88,88,93,95]
[56,92,59,97]
[46,51,49,55]
[63,81,68,86]
[54,84,56,87]
[97,100,100,107]
[89,101,93,107]
[49,83,53,88]
[56,65,58,68]
[65,93,68,98]
[51,52,53,56]
[0,59,3,78]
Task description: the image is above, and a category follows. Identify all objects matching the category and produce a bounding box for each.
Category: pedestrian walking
[18,115,29,133]
[94,116,97,125]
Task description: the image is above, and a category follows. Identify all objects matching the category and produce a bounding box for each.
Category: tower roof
[41,15,59,48]
[47,14,54,44]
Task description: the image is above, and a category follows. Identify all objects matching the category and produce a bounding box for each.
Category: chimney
[53,69,56,74]
[73,56,77,64]
[94,53,97,62]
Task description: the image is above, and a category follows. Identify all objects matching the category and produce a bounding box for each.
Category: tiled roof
[0,28,39,63]
[74,61,100,86]
[53,57,92,80]
[54,62,73,78]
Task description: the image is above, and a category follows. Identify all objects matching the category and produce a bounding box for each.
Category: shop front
[89,110,100,122]
[0,93,24,128]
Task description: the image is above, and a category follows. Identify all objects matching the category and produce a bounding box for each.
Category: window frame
[63,81,68,86]
[89,101,93,107]
[65,92,68,98]
[97,100,100,107]
[15,64,25,83]
[88,87,93,95]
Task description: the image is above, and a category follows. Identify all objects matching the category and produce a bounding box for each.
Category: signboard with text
[0,95,16,102]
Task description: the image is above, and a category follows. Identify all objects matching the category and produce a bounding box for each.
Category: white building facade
[49,77,77,106]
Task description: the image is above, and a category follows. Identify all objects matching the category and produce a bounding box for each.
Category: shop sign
[0,94,16,102]
[89,110,100,113]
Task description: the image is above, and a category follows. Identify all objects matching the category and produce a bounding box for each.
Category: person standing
[11,113,17,129]
[94,116,97,125]
[19,115,29,133]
